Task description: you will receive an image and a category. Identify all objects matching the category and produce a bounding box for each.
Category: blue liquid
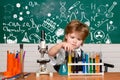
[58,64,68,75]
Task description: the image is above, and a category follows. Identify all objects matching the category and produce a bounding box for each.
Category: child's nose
[73,39,77,43]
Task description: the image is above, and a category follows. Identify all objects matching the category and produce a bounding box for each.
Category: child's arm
[48,42,74,56]
[48,42,63,56]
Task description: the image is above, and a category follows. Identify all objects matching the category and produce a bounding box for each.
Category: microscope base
[36,70,53,77]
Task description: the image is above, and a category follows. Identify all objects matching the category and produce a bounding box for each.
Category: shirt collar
[75,48,82,56]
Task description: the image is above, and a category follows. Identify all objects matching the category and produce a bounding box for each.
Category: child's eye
[71,36,75,39]
[77,38,81,41]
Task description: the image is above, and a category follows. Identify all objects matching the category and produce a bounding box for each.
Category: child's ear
[81,43,83,46]
[81,42,83,46]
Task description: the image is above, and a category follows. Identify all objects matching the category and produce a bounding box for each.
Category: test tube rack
[68,62,104,76]
[67,51,104,76]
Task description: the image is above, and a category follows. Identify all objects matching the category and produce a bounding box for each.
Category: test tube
[89,52,93,73]
[93,53,96,73]
[71,51,75,73]
[85,53,89,73]
[68,52,72,73]
[74,51,79,73]
[99,52,102,72]
[82,52,86,73]
[95,52,100,73]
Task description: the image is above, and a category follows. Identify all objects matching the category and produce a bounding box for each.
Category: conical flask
[58,60,68,75]
[80,12,90,26]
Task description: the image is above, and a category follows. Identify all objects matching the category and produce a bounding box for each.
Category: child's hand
[61,42,74,52]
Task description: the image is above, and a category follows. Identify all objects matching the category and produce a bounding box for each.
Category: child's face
[65,32,83,49]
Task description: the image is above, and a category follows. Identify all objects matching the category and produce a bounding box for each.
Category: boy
[48,20,89,72]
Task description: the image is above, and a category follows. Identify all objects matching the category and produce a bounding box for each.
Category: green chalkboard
[0,0,120,44]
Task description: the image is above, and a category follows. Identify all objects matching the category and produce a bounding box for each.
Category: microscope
[36,30,53,77]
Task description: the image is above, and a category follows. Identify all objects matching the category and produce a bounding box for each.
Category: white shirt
[49,48,82,65]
